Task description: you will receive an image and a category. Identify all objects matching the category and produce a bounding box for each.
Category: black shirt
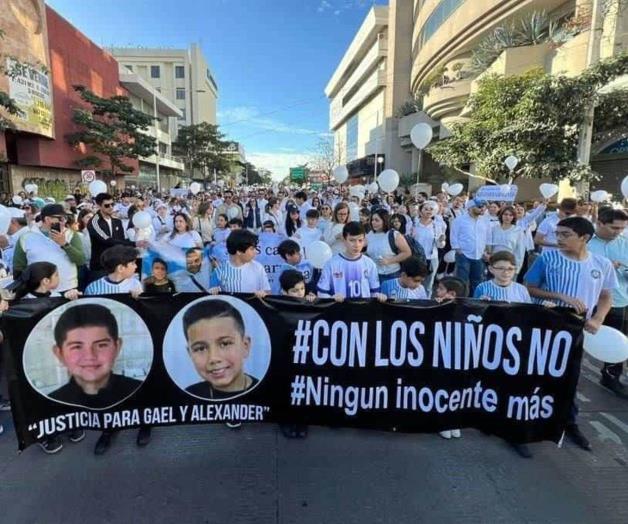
[143,279,177,294]
[49,374,142,408]
[185,375,259,400]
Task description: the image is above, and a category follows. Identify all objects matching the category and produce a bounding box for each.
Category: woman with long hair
[324,202,351,255]
[412,202,446,295]
[489,206,525,273]
[244,196,263,232]
[194,201,214,246]
[366,209,412,282]
[168,212,203,249]
[284,206,302,238]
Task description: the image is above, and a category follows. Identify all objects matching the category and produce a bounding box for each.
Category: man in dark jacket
[87,193,147,273]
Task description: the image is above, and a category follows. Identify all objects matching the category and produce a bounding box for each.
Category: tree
[66,85,156,178]
[309,136,343,178]
[239,162,271,185]
[428,54,628,183]
[172,123,234,181]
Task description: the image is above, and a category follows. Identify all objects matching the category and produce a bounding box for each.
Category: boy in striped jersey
[474,251,531,303]
[273,239,315,296]
[209,229,271,297]
[380,256,428,300]
[525,216,616,452]
[83,244,150,454]
[317,222,385,302]
[84,245,142,298]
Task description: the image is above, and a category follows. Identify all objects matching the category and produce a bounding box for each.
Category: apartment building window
[151,65,160,78]
[125,65,133,71]
[176,88,186,100]
[346,114,359,162]
[175,65,185,78]
[418,0,465,48]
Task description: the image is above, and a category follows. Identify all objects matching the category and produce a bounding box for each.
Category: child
[142,258,176,294]
[473,251,531,303]
[84,245,149,454]
[276,270,312,439]
[182,299,258,399]
[209,229,271,298]
[380,256,428,300]
[84,245,143,298]
[433,275,468,440]
[317,222,385,302]
[274,239,315,296]
[228,217,243,230]
[294,208,322,252]
[7,261,82,454]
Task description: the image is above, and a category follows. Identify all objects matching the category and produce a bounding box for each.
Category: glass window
[175,65,185,79]
[176,88,186,100]
[346,114,359,162]
[418,0,465,48]
[125,65,133,72]
[150,65,160,78]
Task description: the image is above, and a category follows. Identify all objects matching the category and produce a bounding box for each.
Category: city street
[1,356,627,524]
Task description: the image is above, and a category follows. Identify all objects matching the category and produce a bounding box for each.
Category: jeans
[454,253,485,295]
[601,306,627,377]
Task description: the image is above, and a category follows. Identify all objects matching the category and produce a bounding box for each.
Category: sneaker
[510,442,533,459]
[94,431,114,455]
[439,430,452,439]
[39,436,63,455]
[600,372,628,400]
[0,399,10,411]
[225,422,242,429]
[566,424,592,451]
[451,429,461,438]
[136,426,151,447]
[69,429,85,443]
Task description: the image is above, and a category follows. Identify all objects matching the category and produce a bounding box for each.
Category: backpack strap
[388,229,399,255]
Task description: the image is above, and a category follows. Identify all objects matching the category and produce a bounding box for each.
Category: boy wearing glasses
[473,251,531,303]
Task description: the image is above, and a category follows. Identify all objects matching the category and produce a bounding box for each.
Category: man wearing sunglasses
[87,193,148,276]
[13,204,85,293]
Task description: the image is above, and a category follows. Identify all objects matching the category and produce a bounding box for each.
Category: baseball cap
[40,203,66,218]
[469,198,487,208]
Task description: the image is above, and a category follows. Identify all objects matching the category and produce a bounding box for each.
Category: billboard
[0,0,54,138]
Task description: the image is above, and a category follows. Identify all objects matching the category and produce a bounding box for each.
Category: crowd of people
[0,181,625,460]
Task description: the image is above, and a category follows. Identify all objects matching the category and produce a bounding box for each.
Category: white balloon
[110,180,117,187]
[539,183,559,199]
[132,210,152,229]
[444,250,456,264]
[349,185,364,197]
[12,195,23,205]
[190,182,201,195]
[410,123,433,150]
[447,183,463,196]
[0,206,11,235]
[621,176,628,199]
[441,182,450,192]
[306,240,333,269]
[368,182,379,194]
[333,165,349,184]
[24,184,35,194]
[584,326,628,364]
[88,180,108,197]
[504,155,519,171]
[378,169,400,193]
[590,190,609,203]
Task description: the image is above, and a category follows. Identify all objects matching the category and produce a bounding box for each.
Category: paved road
[1,357,627,524]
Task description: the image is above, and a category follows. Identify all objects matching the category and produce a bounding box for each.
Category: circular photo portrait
[163,295,271,401]
[23,298,154,410]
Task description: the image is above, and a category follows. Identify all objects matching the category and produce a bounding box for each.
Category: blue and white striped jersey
[84,276,142,296]
[381,278,427,300]
[473,280,531,303]
[210,259,271,293]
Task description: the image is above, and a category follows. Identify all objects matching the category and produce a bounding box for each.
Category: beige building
[118,65,185,191]
[109,44,218,137]
[329,0,628,194]
[325,2,416,182]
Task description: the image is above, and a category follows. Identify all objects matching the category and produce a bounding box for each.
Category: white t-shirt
[536,213,560,252]
[317,253,380,298]
[167,231,202,249]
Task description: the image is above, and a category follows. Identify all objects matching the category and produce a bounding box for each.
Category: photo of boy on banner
[163,296,271,401]
[22,299,153,409]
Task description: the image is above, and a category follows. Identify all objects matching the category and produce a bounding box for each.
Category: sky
[46,0,387,180]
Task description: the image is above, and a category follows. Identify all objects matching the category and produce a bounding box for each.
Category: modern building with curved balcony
[410,0,628,194]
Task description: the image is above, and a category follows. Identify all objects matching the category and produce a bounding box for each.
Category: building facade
[108,45,218,137]
[329,0,628,195]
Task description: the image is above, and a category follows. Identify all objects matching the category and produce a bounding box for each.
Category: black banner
[2,295,584,450]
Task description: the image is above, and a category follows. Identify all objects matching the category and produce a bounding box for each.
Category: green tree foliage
[428,54,628,183]
[172,123,234,180]
[66,85,156,177]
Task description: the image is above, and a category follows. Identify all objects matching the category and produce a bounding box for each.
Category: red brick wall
[14,6,138,175]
